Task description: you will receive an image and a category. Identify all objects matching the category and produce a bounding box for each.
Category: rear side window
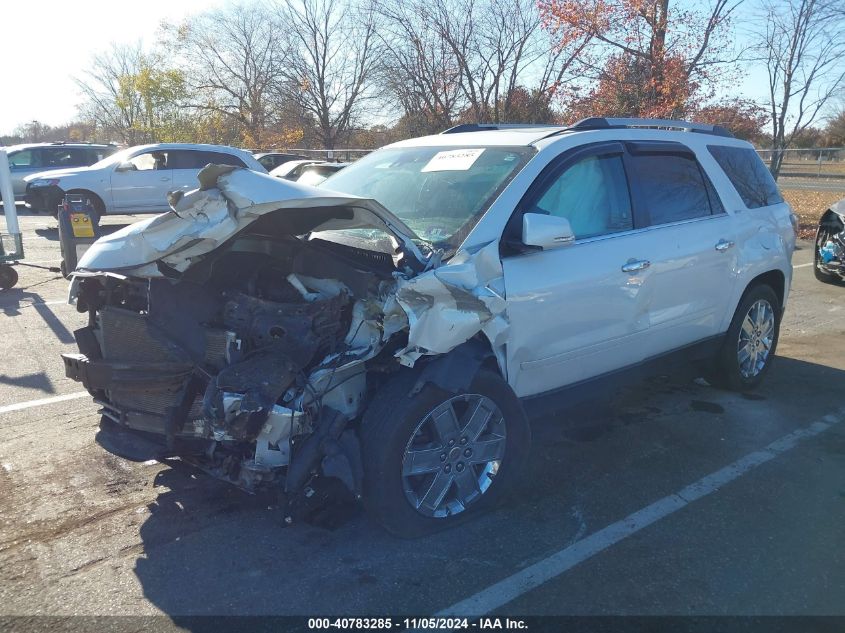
[628,154,712,225]
[530,154,633,239]
[88,147,115,163]
[170,150,247,169]
[708,145,783,209]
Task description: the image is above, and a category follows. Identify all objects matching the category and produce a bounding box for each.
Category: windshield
[320,145,535,249]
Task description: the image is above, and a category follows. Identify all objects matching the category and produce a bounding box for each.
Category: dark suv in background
[2,142,118,202]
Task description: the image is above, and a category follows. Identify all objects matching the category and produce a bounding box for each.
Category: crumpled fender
[388,241,508,373]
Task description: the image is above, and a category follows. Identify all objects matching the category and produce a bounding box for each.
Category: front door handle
[715,239,735,252]
[160,177,169,182]
[622,259,651,273]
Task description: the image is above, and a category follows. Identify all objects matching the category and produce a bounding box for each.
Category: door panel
[503,233,653,398]
[110,151,172,212]
[502,147,649,398]
[628,215,738,355]
[625,148,739,352]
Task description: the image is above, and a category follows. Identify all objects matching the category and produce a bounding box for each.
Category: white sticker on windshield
[421,148,485,172]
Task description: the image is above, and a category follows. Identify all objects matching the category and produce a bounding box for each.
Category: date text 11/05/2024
[307,618,529,630]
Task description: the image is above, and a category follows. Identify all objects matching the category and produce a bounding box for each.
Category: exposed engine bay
[66,232,403,501]
[61,166,510,521]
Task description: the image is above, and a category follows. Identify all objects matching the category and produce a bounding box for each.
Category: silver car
[2,142,117,200]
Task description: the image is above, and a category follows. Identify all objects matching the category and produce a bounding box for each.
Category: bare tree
[273,0,379,149]
[376,0,584,129]
[373,0,463,135]
[161,4,285,146]
[759,0,845,178]
[75,43,147,144]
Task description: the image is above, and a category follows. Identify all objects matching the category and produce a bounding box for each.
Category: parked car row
[2,142,118,201]
[21,144,264,218]
[2,141,350,217]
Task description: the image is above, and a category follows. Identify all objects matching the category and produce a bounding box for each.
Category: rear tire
[361,367,530,538]
[709,285,781,391]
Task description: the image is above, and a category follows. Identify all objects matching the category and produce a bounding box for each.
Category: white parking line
[793,262,813,269]
[0,391,91,415]
[436,408,845,617]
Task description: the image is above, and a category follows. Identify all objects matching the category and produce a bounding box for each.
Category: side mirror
[114,161,135,172]
[522,213,575,250]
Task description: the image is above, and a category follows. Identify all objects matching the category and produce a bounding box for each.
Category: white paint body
[436,128,795,398]
[24,143,266,215]
[72,127,796,401]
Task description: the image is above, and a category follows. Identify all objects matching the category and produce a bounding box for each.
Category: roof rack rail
[441,123,563,134]
[566,117,734,138]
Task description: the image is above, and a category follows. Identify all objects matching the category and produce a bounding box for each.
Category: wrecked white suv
[62,118,796,537]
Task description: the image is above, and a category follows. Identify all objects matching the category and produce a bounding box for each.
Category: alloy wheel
[401,393,506,518]
[736,299,775,378]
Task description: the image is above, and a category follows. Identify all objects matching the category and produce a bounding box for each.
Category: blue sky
[0,0,777,136]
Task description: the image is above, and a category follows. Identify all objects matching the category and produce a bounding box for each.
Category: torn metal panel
[392,241,509,371]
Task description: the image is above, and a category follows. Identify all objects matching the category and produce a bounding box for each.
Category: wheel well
[745,270,785,308]
[66,189,104,212]
[412,337,502,395]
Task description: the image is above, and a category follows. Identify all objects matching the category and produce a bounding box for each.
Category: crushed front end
[61,166,509,518]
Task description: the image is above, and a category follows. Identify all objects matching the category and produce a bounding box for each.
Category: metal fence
[755,147,845,179]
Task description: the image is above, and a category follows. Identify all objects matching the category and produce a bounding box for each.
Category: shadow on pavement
[0,371,54,393]
[0,287,75,344]
[132,356,845,621]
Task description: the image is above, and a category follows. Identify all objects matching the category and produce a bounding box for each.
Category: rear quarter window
[707,145,783,209]
[168,150,247,170]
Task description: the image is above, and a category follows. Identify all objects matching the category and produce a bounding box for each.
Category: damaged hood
[76,165,426,276]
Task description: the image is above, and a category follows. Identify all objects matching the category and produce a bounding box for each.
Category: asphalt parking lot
[0,205,844,624]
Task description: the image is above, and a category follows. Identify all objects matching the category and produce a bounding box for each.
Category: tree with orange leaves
[540,0,746,120]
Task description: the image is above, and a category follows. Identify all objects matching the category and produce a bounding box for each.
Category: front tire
[710,285,781,391]
[361,367,530,538]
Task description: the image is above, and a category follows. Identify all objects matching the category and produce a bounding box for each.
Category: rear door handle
[622,259,651,273]
[160,177,169,182]
[715,239,735,252]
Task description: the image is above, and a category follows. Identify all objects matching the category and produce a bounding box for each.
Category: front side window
[126,151,169,171]
[708,145,783,209]
[529,154,633,239]
[629,154,712,225]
